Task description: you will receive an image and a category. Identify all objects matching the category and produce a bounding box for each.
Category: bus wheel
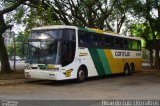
[124,64,130,75]
[77,67,86,82]
[129,63,135,75]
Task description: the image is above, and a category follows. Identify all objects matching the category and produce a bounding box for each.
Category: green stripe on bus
[97,49,112,74]
[88,48,105,76]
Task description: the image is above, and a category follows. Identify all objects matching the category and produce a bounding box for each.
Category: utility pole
[13,32,16,71]
[10,26,16,71]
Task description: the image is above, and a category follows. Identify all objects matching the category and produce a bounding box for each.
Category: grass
[0,70,25,80]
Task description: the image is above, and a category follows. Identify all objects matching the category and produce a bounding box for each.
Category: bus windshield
[26,29,61,64]
[26,40,60,64]
[26,29,76,65]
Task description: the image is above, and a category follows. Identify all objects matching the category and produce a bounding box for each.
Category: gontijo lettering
[115,51,130,56]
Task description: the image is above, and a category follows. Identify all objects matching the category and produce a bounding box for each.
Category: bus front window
[26,40,60,64]
[26,28,76,66]
[26,29,61,64]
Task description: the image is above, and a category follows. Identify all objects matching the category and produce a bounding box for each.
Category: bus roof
[79,27,141,40]
[32,25,141,40]
[32,25,77,30]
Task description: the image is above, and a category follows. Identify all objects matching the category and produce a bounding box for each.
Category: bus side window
[105,36,111,48]
[128,39,141,50]
[138,41,141,50]
[78,30,91,47]
[99,35,105,48]
[119,38,124,49]
[85,32,91,47]
[115,38,124,49]
[115,38,120,48]
[90,33,99,47]
[110,37,114,49]
[128,40,132,50]
[124,39,129,50]
[78,31,86,47]
[81,31,96,47]
[131,40,138,50]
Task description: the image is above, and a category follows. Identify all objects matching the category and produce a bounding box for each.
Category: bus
[24,25,142,82]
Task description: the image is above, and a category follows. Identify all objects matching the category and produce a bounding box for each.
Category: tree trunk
[154,49,160,69]
[0,33,12,73]
[153,39,160,69]
[0,0,28,73]
[154,40,160,70]
[149,49,153,67]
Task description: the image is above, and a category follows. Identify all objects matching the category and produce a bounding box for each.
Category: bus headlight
[25,65,31,69]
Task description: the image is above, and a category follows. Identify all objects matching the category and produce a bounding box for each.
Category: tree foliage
[0,0,27,73]
[128,0,160,68]
[14,0,131,33]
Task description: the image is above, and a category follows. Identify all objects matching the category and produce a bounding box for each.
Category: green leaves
[13,0,129,32]
[14,6,24,24]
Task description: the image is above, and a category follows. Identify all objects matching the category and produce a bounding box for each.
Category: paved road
[0,70,160,100]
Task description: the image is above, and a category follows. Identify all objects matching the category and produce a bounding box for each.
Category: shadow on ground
[26,73,133,86]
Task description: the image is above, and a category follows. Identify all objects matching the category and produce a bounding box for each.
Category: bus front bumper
[24,70,69,80]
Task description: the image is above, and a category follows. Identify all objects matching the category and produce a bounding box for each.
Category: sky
[12,24,25,34]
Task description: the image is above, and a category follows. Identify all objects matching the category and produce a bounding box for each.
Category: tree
[0,0,27,73]
[131,23,154,67]
[17,0,130,33]
[126,0,160,69]
[142,0,160,69]
[15,31,29,57]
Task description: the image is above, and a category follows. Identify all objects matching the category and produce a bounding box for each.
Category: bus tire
[77,66,87,82]
[129,63,135,75]
[124,64,130,75]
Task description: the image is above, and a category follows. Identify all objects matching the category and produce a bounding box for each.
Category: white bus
[24,25,142,82]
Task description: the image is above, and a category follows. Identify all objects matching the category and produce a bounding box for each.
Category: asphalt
[0,79,38,86]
